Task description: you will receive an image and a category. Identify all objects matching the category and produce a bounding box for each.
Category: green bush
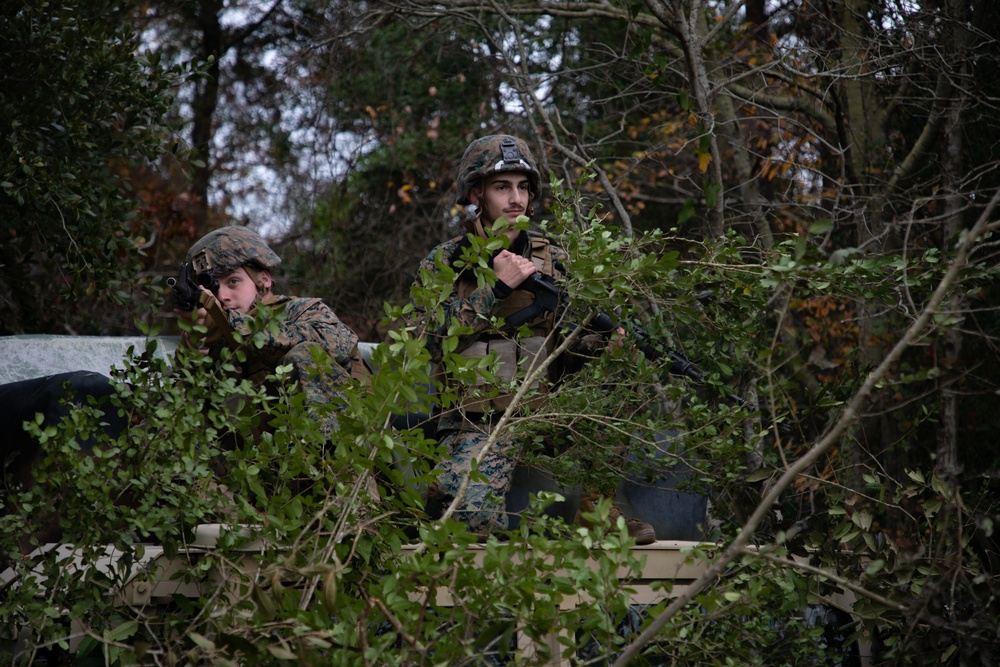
[2,177,998,666]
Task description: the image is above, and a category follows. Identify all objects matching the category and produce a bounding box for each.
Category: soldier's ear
[259,270,273,291]
[468,180,485,206]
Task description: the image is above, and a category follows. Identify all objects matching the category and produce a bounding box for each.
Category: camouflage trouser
[433,415,523,534]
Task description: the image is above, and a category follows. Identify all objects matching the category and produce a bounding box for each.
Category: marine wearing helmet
[178,225,368,436]
[404,133,657,542]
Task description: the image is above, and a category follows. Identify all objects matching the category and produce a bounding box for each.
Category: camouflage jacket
[223,294,361,382]
[408,231,615,425]
[212,294,365,435]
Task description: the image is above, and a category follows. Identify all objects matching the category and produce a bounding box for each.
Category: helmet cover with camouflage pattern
[456,134,541,206]
[185,226,281,278]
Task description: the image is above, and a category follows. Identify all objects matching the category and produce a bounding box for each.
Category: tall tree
[0,0,178,334]
[130,0,330,228]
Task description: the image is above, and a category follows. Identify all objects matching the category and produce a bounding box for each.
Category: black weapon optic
[166,263,220,311]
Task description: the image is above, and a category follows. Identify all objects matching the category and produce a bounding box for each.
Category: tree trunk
[935,0,972,480]
[190,0,224,229]
[840,0,887,496]
[648,0,725,240]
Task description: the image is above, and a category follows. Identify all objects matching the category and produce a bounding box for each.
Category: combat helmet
[456,134,541,207]
[185,226,281,279]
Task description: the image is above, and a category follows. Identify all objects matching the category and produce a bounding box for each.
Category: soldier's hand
[177,287,223,353]
[493,250,537,289]
[608,326,627,351]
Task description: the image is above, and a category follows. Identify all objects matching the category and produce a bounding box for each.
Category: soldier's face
[216,266,271,314]
[471,172,531,240]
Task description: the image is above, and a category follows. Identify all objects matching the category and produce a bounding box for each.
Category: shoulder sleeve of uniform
[417,238,464,273]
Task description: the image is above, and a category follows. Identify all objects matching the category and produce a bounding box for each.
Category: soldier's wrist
[492,280,513,300]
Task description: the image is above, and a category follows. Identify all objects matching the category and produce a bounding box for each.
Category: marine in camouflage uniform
[409,135,596,534]
[181,226,367,436]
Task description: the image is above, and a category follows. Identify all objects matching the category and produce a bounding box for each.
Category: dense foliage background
[2,0,999,664]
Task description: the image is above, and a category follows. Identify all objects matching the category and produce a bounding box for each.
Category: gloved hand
[176,288,234,352]
[196,289,231,348]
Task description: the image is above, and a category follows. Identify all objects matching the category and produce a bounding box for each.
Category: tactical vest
[451,235,560,414]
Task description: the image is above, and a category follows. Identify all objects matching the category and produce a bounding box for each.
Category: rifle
[513,273,751,408]
[166,263,220,311]
[504,273,567,328]
[590,312,754,408]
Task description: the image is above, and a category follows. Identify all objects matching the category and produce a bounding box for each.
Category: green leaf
[865,559,885,575]
[266,644,297,660]
[677,89,691,111]
[745,469,772,482]
[808,219,833,235]
[109,620,138,641]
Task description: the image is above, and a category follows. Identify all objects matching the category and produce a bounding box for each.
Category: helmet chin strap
[243,266,271,303]
[472,216,489,240]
